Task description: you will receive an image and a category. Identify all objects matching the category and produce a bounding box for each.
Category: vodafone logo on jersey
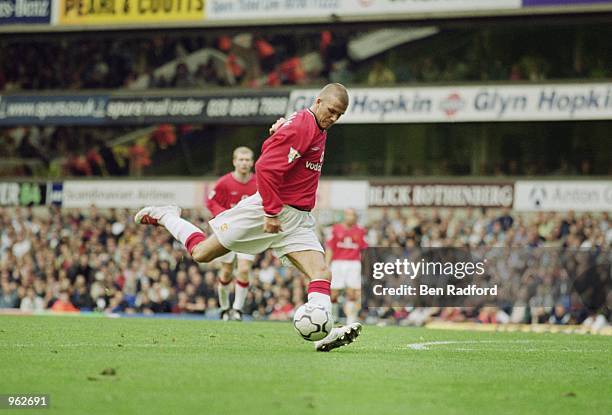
[306,151,325,172]
[306,161,323,172]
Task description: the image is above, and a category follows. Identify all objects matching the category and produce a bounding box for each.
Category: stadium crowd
[0,125,182,177]
[0,206,609,328]
[1,26,610,92]
[364,208,610,328]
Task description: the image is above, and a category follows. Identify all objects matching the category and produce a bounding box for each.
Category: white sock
[307,292,332,313]
[218,282,230,310]
[161,215,203,246]
[233,281,249,311]
[345,301,359,325]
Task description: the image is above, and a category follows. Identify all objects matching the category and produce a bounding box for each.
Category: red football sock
[307,279,331,296]
[185,232,206,255]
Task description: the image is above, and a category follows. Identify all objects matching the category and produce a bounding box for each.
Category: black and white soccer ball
[293,303,332,341]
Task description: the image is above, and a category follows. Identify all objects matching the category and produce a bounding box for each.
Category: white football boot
[134,205,182,226]
[314,322,362,352]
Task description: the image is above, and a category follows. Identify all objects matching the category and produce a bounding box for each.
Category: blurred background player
[207,146,257,321]
[326,208,368,325]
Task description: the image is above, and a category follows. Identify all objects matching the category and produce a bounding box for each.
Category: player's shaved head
[318,83,349,107]
[311,83,349,130]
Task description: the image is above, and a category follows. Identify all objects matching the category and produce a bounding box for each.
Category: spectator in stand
[509,64,523,81]
[51,290,79,312]
[549,303,571,325]
[151,125,177,150]
[0,280,18,308]
[172,63,195,88]
[20,287,45,312]
[71,275,95,310]
[367,62,396,85]
[269,294,294,321]
[193,61,220,87]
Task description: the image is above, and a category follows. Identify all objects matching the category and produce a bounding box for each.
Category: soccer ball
[293,303,332,341]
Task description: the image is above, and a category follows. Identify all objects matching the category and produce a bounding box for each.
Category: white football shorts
[209,192,323,259]
[330,260,362,290]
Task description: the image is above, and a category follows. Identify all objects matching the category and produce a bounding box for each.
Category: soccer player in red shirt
[135,83,361,352]
[207,146,257,321]
[326,208,368,325]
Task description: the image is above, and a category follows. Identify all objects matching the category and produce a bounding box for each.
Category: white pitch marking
[407,339,533,350]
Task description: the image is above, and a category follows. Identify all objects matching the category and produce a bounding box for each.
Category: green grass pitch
[1,315,610,415]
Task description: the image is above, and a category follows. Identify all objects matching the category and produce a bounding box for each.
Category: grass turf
[0,315,610,415]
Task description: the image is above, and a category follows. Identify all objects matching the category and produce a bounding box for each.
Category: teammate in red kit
[326,208,368,325]
[135,83,361,351]
[207,147,257,321]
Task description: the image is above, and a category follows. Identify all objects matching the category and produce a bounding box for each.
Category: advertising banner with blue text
[206,0,521,22]
[288,83,612,123]
[0,0,51,25]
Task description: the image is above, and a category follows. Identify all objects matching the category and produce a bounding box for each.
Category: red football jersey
[256,109,326,216]
[207,172,257,217]
[326,224,368,261]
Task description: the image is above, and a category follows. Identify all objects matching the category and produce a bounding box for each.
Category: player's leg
[330,261,347,323]
[285,250,362,352]
[134,206,230,262]
[191,236,231,263]
[216,252,236,320]
[344,288,361,325]
[275,211,362,351]
[231,255,254,321]
[331,288,341,321]
[285,250,332,311]
[344,261,363,325]
[137,195,276,268]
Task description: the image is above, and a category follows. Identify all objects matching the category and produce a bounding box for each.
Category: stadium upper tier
[1,23,610,92]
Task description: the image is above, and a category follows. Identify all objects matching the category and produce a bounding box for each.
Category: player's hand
[269,117,286,135]
[263,216,282,233]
